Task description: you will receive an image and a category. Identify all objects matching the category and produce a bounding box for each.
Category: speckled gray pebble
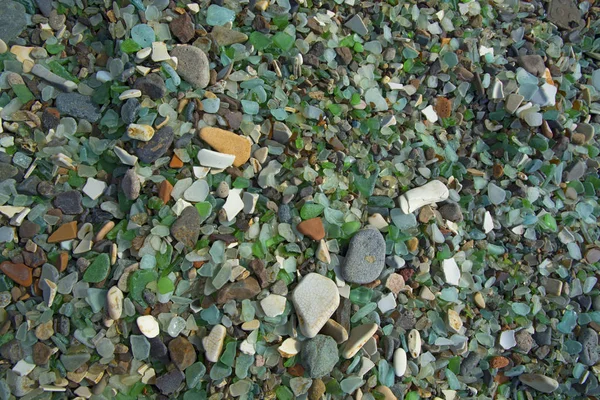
[55,93,101,123]
[121,98,141,124]
[122,169,141,200]
[342,228,386,284]
[579,328,599,366]
[302,335,339,378]
[460,352,480,376]
[136,126,174,164]
[171,45,210,89]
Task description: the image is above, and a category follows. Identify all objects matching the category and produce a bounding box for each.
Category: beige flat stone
[277,338,301,358]
[291,273,340,338]
[203,324,226,362]
[199,127,251,167]
[342,323,377,359]
[320,319,348,344]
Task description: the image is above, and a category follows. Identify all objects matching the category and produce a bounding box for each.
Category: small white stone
[151,42,170,62]
[197,149,236,169]
[136,65,151,76]
[342,323,378,359]
[292,273,340,338]
[500,330,517,349]
[127,123,155,142]
[368,213,388,230]
[242,192,259,214]
[137,315,160,338]
[96,70,112,83]
[442,258,461,286]
[114,146,138,166]
[203,324,227,362]
[222,189,244,221]
[183,179,209,202]
[187,2,200,13]
[73,239,92,254]
[241,319,260,331]
[0,39,7,54]
[474,292,486,308]
[422,105,439,122]
[420,286,436,301]
[393,348,407,377]
[260,294,287,318]
[13,360,36,376]
[278,338,301,358]
[107,286,124,320]
[119,89,142,100]
[483,211,494,233]
[172,198,192,216]
[399,180,449,214]
[82,178,107,200]
[377,292,396,313]
[408,329,421,358]
[240,339,255,355]
[193,166,210,178]
[447,309,463,333]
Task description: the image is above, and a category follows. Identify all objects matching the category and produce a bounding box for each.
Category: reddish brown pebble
[47,221,78,243]
[287,364,305,377]
[0,262,33,287]
[296,218,325,241]
[399,268,415,283]
[490,356,510,369]
[56,252,69,272]
[159,180,173,205]
[435,97,452,118]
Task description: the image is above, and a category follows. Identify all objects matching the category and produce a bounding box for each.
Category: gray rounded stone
[53,190,83,215]
[170,206,201,247]
[122,169,141,200]
[580,328,599,366]
[0,0,27,43]
[341,228,386,284]
[136,126,174,164]
[55,93,101,123]
[302,334,339,378]
[171,45,210,89]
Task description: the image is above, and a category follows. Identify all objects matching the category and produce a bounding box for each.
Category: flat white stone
[193,166,210,178]
[187,2,199,13]
[500,330,517,350]
[377,292,396,313]
[483,211,494,233]
[242,192,259,214]
[358,357,375,377]
[261,294,287,318]
[408,329,421,358]
[368,213,388,230]
[342,323,377,359]
[197,149,235,169]
[422,105,439,123]
[0,206,26,218]
[203,324,227,362]
[442,258,461,286]
[278,338,301,358]
[114,146,138,166]
[240,339,255,355]
[107,286,124,320]
[96,71,112,83]
[399,180,449,214]
[13,360,36,376]
[137,315,160,338]
[151,41,170,62]
[223,189,244,221]
[420,286,436,301]
[393,348,407,377]
[292,272,340,338]
[183,179,209,202]
[119,89,142,100]
[447,309,463,333]
[172,198,192,216]
[83,178,107,200]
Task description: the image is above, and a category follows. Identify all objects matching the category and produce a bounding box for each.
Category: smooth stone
[53,190,83,214]
[136,126,174,163]
[519,374,559,393]
[505,93,524,113]
[399,180,449,214]
[137,315,160,338]
[442,258,461,285]
[133,73,167,99]
[0,262,32,286]
[517,55,546,76]
[439,202,463,222]
[579,328,598,366]
[121,98,141,124]
[547,0,584,30]
[183,180,209,202]
[216,181,229,198]
[169,336,197,371]
[155,369,184,395]
[55,93,101,122]
[0,0,27,43]
[320,319,348,344]
[211,25,248,46]
[197,149,236,169]
[408,329,421,358]
[107,286,124,320]
[297,218,325,241]
[0,163,17,181]
[393,348,407,377]
[345,14,368,36]
[342,323,378,359]
[278,338,301,358]
[127,123,155,142]
[122,169,141,200]
[199,127,251,167]
[171,206,201,247]
[308,379,326,400]
[170,12,195,43]
[203,324,226,362]
[272,121,293,144]
[216,277,261,304]
[32,342,52,365]
[302,334,339,378]
[292,273,340,338]
[342,228,386,284]
[171,45,210,89]
[515,330,534,353]
[260,294,287,318]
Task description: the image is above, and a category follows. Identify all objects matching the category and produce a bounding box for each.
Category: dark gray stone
[439,202,464,222]
[0,339,23,364]
[534,327,552,346]
[133,73,166,99]
[53,190,83,214]
[460,352,480,376]
[155,369,184,395]
[136,126,174,164]
[55,93,101,122]
[0,162,18,181]
[517,55,546,76]
[302,334,339,378]
[0,0,27,43]
[122,169,141,200]
[121,98,141,124]
[580,328,599,366]
[170,46,209,89]
[547,0,584,30]
[35,0,52,17]
[342,228,386,284]
[17,175,41,195]
[278,204,292,223]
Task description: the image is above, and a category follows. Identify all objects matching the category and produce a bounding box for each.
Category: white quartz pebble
[260,294,287,318]
[203,324,227,362]
[137,315,160,338]
[107,286,124,320]
[393,348,407,377]
[442,258,461,286]
[223,189,245,221]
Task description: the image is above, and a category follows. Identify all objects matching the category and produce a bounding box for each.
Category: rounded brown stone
[168,336,197,371]
[0,262,32,287]
[490,356,510,369]
[296,218,325,241]
[199,127,251,167]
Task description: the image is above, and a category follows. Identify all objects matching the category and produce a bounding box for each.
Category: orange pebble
[170,154,184,168]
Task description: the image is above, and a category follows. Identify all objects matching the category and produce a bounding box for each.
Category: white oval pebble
[107,286,124,320]
[393,348,407,377]
[203,324,227,362]
[408,329,421,358]
[119,89,142,100]
[136,315,160,338]
[278,338,301,358]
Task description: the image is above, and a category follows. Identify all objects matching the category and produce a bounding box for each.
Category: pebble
[183,179,209,202]
[297,217,325,241]
[342,323,378,359]
[408,329,421,358]
[118,89,142,100]
[121,98,141,124]
[517,55,546,76]
[170,12,195,43]
[122,169,141,200]
[197,149,236,169]
[0,39,5,54]
[32,342,53,365]
[203,324,226,362]
[308,379,326,400]
[292,273,340,338]
[217,277,261,304]
[199,127,251,167]
[519,374,559,393]
[302,334,339,378]
[0,0,27,43]
[136,126,174,163]
[393,348,407,377]
[438,202,463,222]
[82,178,107,200]
[127,124,155,142]
[107,286,124,320]
[47,221,78,243]
[342,228,386,284]
[320,319,348,344]
[272,122,293,144]
[490,356,509,369]
[515,330,534,353]
[216,181,229,198]
[0,163,17,181]
[137,315,160,338]
[374,386,397,400]
[55,93,101,123]
[278,338,301,358]
[169,336,197,370]
[54,191,83,215]
[547,0,583,30]
[442,258,461,286]
[399,180,449,214]
[151,41,170,62]
[474,292,486,308]
[211,25,249,46]
[170,206,201,247]
[505,93,525,114]
[260,294,287,318]
[155,369,184,395]
[0,262,32,286]
[579,328,598,366]
[35,320,54,340]
[133,73,167,99]
[171,45,210,89]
